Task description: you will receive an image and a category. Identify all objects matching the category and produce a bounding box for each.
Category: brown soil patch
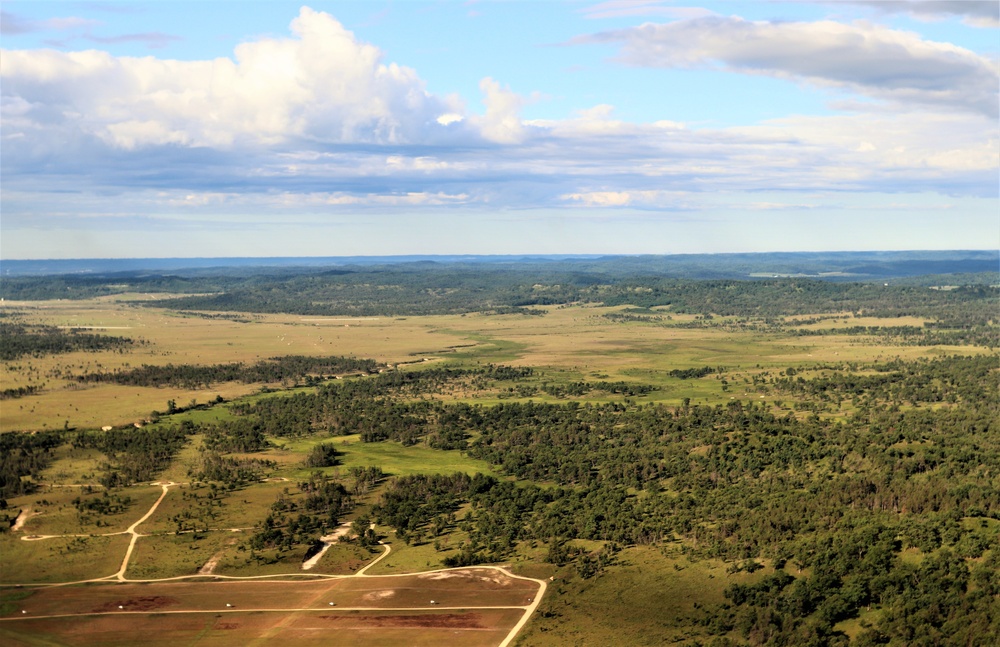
[317,613,485,629]
[93,596,179,613]
[361,589,396,601]
[419,569,510,585]
[215,622,241,630]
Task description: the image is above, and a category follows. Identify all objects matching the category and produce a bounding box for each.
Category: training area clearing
[1,567,542,647]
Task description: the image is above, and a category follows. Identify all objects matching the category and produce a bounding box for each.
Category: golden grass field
[2,298,981,433]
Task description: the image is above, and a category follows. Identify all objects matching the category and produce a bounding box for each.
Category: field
[0,571,535,647]
[2,286,997,647]
[2,298,975,434]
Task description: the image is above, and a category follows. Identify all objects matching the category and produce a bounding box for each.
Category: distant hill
[2,250,996,280]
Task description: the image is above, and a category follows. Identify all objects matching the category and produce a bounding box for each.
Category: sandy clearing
[199,538,238,575]
[10,507,38,532]
[361,590,396,601]
[301,523,353,571]
[418,569,510,585]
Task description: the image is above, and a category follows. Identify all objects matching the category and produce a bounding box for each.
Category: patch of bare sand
[198,538,238,575]
[301,523,353,570]
[10,507,39,532]
[361,590,396,601]
[419,569,510,585]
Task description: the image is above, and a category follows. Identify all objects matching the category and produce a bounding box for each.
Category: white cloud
[1,4,994,237]
[561,189,692,207]
[1,7,463,149]
[574,16,999,117]
[474,77,527,144]
[528,104,686,137]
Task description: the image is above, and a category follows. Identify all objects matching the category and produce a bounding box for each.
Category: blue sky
[1,1,997,259]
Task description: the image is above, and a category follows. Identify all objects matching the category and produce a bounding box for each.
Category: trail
[113,482,174,581]
[496,566,548,647]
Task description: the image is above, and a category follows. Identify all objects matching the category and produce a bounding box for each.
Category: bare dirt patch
[419,569,511,586]
[93,596,178,613]
[361,590,396,601]
[10,507,39,532]
[316,613,485,629]
[199,538,238,575]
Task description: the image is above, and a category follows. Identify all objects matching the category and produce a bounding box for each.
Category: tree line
[75,355,380,389]
[0,322,136,361]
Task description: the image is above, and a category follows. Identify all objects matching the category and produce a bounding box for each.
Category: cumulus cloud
[84,32,182,49]
[574,16,999,117]
[1,5,995,226]
[474,77,527,144]
[1,7,463,150]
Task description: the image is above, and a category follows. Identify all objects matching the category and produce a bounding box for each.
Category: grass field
[0,570,538,647]
[3,299,980,432]
[0,534,131,584]
[515,545,755,646]
[6,486,163,537]
[0,609,523,647]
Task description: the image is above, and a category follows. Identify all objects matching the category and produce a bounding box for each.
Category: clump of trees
[0,430,62,497]
[304,442,340,468]
[76,355,380,389]
[0,323,135,361]
[73,424,193,488]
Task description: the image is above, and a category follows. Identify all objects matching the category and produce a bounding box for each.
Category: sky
[1,1,998,259]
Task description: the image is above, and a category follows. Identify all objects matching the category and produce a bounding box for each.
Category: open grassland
[125,530,245,580]
[0,608,522,647]
[0,571,536,647]
[3,298,983,432]
[327,436,498,479]
[137,481,289,535]
[0,534,131,584]
[366,533,473,575]
[6,486,163,537]
[35,445,105,486]
[515,545,757,646]
[1,570,538,616]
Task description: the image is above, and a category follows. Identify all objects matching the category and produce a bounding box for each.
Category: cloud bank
[1,4,996,255]
[2,7,467,150]
[575,15,998,117]
[840,1,1000,28]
